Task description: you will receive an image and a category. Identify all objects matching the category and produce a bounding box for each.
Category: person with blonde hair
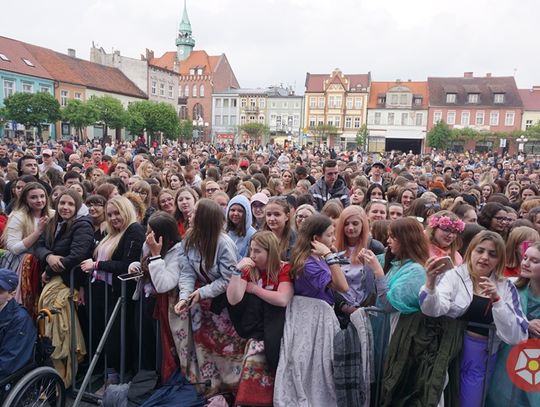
[293,203,316,231]
[136,160,155,179]
[80,196,145,385]
[503,226,540,278]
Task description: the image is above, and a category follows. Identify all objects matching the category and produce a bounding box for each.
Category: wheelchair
[0,308,66,407]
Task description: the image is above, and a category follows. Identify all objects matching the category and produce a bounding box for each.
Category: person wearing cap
[0,268,37,380]
[39,148,63,177]
[369,161,386,186]
[251,192,269,230]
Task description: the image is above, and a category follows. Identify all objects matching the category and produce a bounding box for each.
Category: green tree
[239,122,270,144]
[355,124,369,150]
[4,92,61,137]
[126,101,180,142]
[87,95,125,143]
[179,119,194,141]
[61,99,97,140]
[427,120,452,150]
[0,106,7,128]
[309,123,338,145]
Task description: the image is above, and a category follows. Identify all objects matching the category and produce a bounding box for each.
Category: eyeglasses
[206,188,219,193]
[133,190,148,197]
[493,216,512,223]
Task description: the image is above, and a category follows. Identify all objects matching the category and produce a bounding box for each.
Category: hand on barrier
[128,261,142,274]
[80,258,95,273]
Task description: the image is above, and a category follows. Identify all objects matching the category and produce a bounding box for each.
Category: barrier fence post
[138,294,143,372]
[120,279,126,383]
[70,268,76,398]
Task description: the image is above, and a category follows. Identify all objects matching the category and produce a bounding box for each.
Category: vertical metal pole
[480,325,496,407]
[155,319,161,373]
[104,282,108,384]
[120,280,126,383]
[375,311,388,407]
[138,294,143,372]
[70,268,77,397]
[88,274,93,392]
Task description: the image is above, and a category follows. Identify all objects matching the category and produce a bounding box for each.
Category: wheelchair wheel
[1,366,65,407]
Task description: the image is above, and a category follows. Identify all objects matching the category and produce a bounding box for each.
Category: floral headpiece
[428,215,465,233]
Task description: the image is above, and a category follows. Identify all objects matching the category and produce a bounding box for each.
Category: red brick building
[427,73,523,153]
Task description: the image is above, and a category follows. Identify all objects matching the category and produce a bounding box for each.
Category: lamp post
[518,134,528,153]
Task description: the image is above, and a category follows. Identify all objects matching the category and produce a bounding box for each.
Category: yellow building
[303,68,370,149]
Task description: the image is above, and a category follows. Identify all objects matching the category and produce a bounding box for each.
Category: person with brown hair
[425,210,465,265]
[263,197,296,261]
[503,226,540,278]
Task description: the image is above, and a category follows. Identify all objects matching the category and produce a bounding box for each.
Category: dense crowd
[1,136,540,406]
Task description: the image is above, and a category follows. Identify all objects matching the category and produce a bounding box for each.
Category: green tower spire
[176,0,195,61]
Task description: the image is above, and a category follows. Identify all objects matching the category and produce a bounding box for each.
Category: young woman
[478,202,510,237]
[289,214,349,305]
[365,200,387,224]
[293,203,316,232]
[387,202,403,220]
[452,201,478,224]
[281,170,296,195]
[334,206,377,319]
[174,187,198,237]
[157,189,176,217]
[420,231,528,407]
[131,180,155,225]
[486,242,540,407]
[174,199,246,396]
[263,197,296,261]
[503,226,540,278]
[397,187,416,211]
[250,193,268,230]
[86,195,108,242]
[426,210,465,266]
[225,195,257,259]
[362,183,385,206]
[80,196,145,381]
[128,211,183,383]
[226,231,294,405]
[167,172,185,191]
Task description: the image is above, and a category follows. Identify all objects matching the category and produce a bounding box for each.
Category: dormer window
[446,93,456,103]
[189,68,195,75]
[494,93,505,104]
[22,58,34,67]
[414,97,422,105]
[197,68,203,75]
[0,53,10,61]
[377,96,386,104]
[468,93,479,103]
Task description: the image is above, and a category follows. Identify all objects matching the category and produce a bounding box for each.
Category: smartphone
[117,272,143,281]
[434,256,454,273]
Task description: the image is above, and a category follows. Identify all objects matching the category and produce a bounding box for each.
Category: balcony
[244,106,259,114]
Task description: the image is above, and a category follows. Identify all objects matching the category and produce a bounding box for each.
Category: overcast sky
[3,0,538,94]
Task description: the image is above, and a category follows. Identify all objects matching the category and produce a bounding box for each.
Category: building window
[468,93,479,103]
[193,103,203,120]
[40,86,50,94]
[232,99,237,107]
[22,82,33,93]
[335,116,341,128]
[433,111,442,123]
[249,115,256,122]
[282,102,288,108]
[293,115,299,127]
[223,116,229,126]
[346,97,353,109]
[490,111,499,126]
[179,106,188,120]
[184,85,189,97]
[74,92,82,100]
[223,99,229,108]
[476,111,484,125]
[259,99,265,108]
[317,118,324,126]
[401,113,408,125]
[241,99,246,107]
[446,111,455,125]
[375,113,382,125]
[345,117,352,128]
[240,115,246,124]
[22,58,34,67]
[446,93,456,103]
[189,68,195,75]
[327,118,334,126]
[400,94,407,105]
[214,115,221,126]
[168,85,174,98]
[378,96,386,105]
[215,98,222,108]
[199,85,204,97]
[505,111,515,126]
[258,115,265,123]
[354,117,361,128]
[318,97,325,108]
[309,116,316,127]
[60,90,69,106]
[197,68,203,75]
[230,115,237,125]
[249,99,256,108]
[391,94,398,105]
[387,112,394,125]
[414,97,422,106]
[526,119,533,129]
[494,93,505,104]
[0,53,10,61]
[461,111,470,126]
[192,85,197,97]
[151,81,157,95]
[415,112,423,126]
[309,97,316,108]
[354,98,362,109]
[159,83,165,96]
[3,79,14,98]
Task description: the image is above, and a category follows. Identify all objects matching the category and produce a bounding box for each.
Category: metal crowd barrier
[67,270,162,406]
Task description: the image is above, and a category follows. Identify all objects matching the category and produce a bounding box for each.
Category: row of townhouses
[1,1,540,154]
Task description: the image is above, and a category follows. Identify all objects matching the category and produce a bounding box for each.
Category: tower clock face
[179,49,184,55]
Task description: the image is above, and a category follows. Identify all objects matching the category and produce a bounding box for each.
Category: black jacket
[35,215,95,287]
[98,222,145,292]
[309,175,351,211]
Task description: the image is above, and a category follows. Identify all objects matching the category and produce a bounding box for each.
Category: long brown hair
[383,217,429,273]
[263,197,292,260]
[515,241,540,289]
[464,230,506,285]
[290,214,332,279]
[45,189,82,247]
[335,206,369,265]
[248,231,282,284]
[183,198,225,271]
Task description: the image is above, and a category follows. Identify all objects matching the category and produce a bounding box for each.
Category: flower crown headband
[428,215,465,233]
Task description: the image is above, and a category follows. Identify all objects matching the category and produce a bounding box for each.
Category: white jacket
[419,265,528,347]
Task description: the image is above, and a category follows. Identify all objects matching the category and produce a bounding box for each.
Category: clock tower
[176,0,195,61]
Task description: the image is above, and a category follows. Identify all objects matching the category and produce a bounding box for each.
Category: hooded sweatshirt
[226,195,257,258]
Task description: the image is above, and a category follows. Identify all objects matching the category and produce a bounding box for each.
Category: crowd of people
[0,136,540,406]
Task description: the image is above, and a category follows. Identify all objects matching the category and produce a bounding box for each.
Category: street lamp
[518,134,528,153]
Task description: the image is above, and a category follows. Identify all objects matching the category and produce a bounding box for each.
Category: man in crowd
[309,159,350,210]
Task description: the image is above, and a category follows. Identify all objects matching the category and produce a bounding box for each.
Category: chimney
[396,79,401,84]
[67,48,76,58]
[464,72,473,78]
[486,73,492,78]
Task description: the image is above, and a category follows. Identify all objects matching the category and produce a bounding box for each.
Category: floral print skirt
[173,297,247,397]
